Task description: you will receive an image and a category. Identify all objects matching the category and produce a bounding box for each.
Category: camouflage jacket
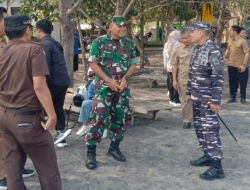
[186,39,224,105]
[88,34,137,79]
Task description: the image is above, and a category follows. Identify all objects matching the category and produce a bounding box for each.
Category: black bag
[73,94,84,107]
[73,85,88,107]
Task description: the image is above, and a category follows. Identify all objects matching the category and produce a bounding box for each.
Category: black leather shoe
[241,99,247,104]
[227,97,236,103]
[190,154,213,167]
[86,146,97,170]
[108,140,126,162]
[200,160,225,180]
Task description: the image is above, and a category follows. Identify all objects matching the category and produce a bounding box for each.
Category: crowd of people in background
[163,24,250,114]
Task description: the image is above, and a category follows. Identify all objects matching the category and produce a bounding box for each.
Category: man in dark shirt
[239,27,250,99]
[36,19,71,148]
[223,25,249,104]
[0,15,62,190]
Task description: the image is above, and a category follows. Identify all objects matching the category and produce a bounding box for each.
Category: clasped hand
[106,77,127,92]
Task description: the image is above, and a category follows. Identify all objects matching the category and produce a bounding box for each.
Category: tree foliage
[79,0,115,25]
[19,0,59,22]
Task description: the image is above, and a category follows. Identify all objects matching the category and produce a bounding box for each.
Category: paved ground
[24,51,250,190]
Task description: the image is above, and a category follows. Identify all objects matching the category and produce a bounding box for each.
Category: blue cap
[4,15,32,32]
[190,21,211,31]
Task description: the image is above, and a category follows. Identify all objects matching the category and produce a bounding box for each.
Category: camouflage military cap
[190,21,211,31]
[110,16,126,26]
[4,15,32,32]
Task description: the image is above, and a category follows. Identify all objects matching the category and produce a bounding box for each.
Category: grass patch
[147,41,164,46]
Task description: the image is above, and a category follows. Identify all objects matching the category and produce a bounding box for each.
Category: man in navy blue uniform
[186,21,224,180]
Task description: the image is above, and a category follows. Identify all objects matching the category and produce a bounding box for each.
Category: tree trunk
[240,0,248,26]
[214,0,230,46]
[126,23,150,67]
[59,0,75,87]
[90,23,95,35]
[77,19,88,81]
[140,1,144,68]
[165,6,176,39]
[115,0,125,16]
[127,24,150,66]
[122,0,137,17]
[196,10,201,21]
[134,37,150,65]
[98,28,102,37]
[117,0,150,66]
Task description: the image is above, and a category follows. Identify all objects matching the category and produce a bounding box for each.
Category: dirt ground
[24,50,250,190]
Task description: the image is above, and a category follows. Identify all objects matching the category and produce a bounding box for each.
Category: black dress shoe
[86,146,97,170]
[200,160,225,180]
[227,97,236,103]
[108,140,126,162]
[190,154,213,167]
[241,99,247,104]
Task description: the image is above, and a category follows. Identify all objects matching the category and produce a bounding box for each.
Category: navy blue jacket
[40,35,70,86]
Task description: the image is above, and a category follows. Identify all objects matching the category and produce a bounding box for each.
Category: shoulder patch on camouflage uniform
[209,47,223,73]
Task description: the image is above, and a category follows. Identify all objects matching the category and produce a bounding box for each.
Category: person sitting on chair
[76,68,107,138]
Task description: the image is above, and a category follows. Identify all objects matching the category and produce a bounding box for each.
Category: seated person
[76,69,107,138]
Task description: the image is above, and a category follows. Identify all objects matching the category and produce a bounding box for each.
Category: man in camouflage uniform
[85,16,137,169]
[186,21,224,180]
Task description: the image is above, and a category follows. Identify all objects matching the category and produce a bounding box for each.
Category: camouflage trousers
[193,100,223,160]
[85,89,131,146]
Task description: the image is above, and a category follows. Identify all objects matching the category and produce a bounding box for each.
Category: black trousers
[48,85,68,131]
[73,54,78,72]
[167,72,179,102]
[228,66,249,99]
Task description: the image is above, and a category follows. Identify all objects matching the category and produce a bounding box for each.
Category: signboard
[202,3,214,25]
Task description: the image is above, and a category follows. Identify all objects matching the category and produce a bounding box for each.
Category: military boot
[86,145,97,170]
[200,159,225,180]
[190,153,213,167]
[107,140,126,162]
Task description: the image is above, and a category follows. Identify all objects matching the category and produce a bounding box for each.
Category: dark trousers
[73,54,78,72]
[228,66,249,99]
[167,72,179,102]
[49,85,68,131]
[0,109,62,190]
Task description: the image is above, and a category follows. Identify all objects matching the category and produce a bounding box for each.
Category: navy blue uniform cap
[190,21,211,31]
[4,15,32,32]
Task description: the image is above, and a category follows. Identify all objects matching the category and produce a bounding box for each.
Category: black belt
[0,105,42,115]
